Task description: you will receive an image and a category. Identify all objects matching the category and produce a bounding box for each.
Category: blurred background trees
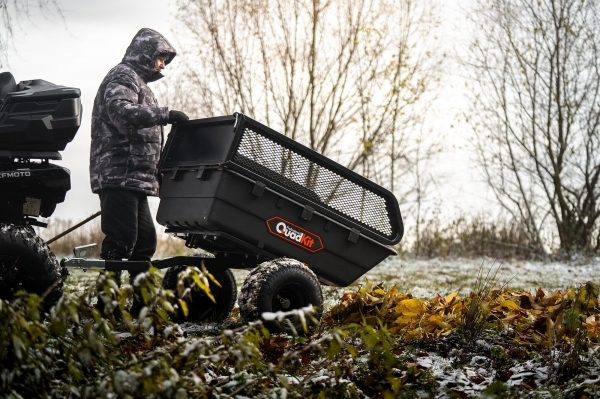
[162,0,444,217]
[0,0,63,67]
[466,0,600,255]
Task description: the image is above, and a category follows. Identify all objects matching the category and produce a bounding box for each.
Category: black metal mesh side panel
[233,128,394,238]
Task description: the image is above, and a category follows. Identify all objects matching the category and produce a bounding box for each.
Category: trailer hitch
[61,244,214,272]
[61,243,106,270]
[73,243,98,257]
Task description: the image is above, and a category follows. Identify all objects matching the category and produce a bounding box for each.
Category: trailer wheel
[238,258,323,333]
[0,224,63,309]
[162,266,237,323]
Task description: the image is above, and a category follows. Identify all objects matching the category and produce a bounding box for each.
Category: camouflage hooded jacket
[90,28,176,196]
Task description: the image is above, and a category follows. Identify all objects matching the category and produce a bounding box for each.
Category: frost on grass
[371,256,600,297]
[3,261,600,397]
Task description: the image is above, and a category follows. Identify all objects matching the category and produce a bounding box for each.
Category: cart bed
[157,114,403,287]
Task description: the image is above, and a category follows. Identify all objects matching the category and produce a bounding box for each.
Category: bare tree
[0,0,63,67]
[163,0,443,201]
[466,0,600,253]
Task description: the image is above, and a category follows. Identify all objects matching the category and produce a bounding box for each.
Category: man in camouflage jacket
[90,28,188,291]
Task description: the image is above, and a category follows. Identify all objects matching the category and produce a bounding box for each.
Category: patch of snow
[417,352,496,397]
[469,355,489,367]
[114,332,132,339]
[508,359,549,388]
[476,340,491,350]
[179,321,221,335]
[132,272,149,288]
[365,256,600,298]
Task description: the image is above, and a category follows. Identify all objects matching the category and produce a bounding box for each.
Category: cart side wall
[159,114,404,246]
[157,169,394,287]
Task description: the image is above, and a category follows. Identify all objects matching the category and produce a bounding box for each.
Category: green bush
[0,268,394,398]
[3,268,598,398]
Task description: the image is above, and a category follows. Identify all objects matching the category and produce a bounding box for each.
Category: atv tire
[0,223,63,309]
[238,258,323,333]
[162,266,237,323]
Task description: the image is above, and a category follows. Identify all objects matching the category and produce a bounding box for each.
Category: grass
[459,262,507,342]
[410,214,542,260]
[15,215,599,396]
[3,260,600,397]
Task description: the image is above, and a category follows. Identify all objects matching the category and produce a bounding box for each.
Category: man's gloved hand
[168,110,189,124]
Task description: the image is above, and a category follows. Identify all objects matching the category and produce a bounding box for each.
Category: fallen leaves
[324,280,600,348]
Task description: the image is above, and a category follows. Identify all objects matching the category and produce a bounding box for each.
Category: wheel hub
[272,282,309,312]
[278,295,291,309]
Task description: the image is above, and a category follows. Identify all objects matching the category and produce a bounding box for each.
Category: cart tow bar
[61,244,209,272]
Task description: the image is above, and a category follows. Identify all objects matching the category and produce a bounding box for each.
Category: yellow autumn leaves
[324,280,600,347]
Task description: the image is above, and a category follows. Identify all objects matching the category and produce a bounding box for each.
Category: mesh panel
[233,128,393,237]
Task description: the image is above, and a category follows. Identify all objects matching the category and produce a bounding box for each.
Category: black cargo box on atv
[0,72,81,309]
[157,114,403,287]
[0,72,81,224]
[0,72,82,152]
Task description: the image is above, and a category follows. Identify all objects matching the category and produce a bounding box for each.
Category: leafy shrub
[0,268,405,398]
[1,269,599,397]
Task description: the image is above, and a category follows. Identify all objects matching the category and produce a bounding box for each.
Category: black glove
[168,110,189,124]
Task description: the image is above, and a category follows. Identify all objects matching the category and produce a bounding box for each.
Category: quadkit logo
[266,217,324,253]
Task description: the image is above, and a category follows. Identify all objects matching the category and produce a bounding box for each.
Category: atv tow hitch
[60,244,209,272]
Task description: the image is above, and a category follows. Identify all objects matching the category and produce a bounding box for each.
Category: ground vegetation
[1,266,599,398]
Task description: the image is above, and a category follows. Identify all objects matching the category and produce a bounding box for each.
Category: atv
[0,72,404,330]
[0,71,81,307]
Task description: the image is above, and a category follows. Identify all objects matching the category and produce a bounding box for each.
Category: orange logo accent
[266,217,324,253]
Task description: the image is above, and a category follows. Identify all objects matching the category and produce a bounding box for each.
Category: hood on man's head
[122,28,176,82]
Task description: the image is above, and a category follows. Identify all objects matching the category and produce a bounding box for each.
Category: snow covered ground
[223,256,600,309]
[365,256,600,297]
[66,255,600,306]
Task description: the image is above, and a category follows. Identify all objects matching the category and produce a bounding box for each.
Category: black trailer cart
[156,114,403,287]
[0,71,403,328]
[63,113,403,328]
